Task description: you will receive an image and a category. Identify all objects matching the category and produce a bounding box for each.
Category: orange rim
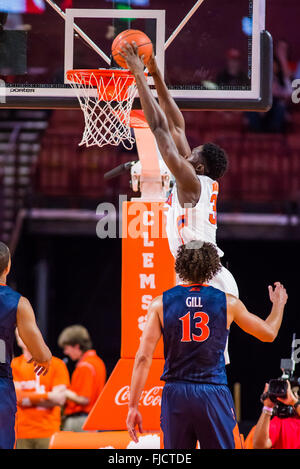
[66,68,135,86]
[66,68,137,101]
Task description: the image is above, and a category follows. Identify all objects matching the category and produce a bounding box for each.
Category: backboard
[0,0,272,110]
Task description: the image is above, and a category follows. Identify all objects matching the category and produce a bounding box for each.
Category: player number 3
[179,312,210,343]
[209,182,219,226]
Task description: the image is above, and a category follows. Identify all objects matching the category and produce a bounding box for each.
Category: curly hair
[202,142,228,180]
[175,241,222,284]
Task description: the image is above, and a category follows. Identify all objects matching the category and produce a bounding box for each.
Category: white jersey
[165,175,239,367]
[165,175,224,258]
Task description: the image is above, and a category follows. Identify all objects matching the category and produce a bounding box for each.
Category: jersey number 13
[179,311,210,343]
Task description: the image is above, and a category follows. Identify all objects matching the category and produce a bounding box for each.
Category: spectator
[246,41,293,133]
[216,48,250,88]
[253,380,300,449]
[12,330,70,450]
[58,325,106,432]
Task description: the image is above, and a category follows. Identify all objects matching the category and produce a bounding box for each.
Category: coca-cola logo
[115,385,163,406]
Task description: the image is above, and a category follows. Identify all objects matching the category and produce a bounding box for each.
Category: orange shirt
[64,350,106,415]
[12,355,70,439]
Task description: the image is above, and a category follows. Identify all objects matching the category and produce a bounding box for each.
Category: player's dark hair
[0,242,10,276]
[202,142,228,180]
[58,325,92,352]
[175,241,221,284]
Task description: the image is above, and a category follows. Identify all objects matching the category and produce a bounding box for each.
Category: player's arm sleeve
[16,297,52,363]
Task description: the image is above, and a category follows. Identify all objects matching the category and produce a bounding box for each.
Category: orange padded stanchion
[83,358,164,431]
[82,201,175,433]
[49,431,160,449]
[121,201,175,358]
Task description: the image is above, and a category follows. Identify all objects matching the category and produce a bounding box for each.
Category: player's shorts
[0,378,17,449]
[161,381,242,450]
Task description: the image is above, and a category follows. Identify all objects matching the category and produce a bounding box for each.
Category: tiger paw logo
[138,315,148,332]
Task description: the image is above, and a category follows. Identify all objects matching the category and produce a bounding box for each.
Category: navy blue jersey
[0,284,21,379]
[161,284,228,385]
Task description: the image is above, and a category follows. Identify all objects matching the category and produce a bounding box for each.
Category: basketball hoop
[67,68,142,149]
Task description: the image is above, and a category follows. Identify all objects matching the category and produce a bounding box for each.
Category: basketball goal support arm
[44,0,111,65]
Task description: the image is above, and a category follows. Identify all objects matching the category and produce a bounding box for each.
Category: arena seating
[30,108,300,215]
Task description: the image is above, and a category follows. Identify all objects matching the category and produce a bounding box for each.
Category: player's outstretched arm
[147,54,191,158]
[16,297,52,375]
[227,282,288,342]
[121,43,200,202]
[127,296,163,443]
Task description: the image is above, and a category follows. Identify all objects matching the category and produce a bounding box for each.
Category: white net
[67,70,137,150]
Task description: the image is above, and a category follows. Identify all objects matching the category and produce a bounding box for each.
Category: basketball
[111,29,153,69]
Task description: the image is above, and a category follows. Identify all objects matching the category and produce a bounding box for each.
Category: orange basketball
[112,29,153,69]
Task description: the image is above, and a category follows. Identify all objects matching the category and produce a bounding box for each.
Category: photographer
[253,380,300,449]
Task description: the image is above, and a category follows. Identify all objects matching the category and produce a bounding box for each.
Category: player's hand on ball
[146,51,158,76]
[268,282,288,306]
[126,407,144,443]
[120,42,145,75]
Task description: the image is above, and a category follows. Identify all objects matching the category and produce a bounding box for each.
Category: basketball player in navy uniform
[126,241,287,449]
[121,44,237,364]
[0,242,52,449]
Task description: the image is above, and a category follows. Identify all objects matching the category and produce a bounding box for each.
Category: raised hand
[146,51,158,76]
[120,41,145,76]
[268,282,288,307]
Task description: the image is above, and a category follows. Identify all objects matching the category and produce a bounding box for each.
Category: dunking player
[0,242,52,449]
[126,241,288,449]
[121,44,238,362]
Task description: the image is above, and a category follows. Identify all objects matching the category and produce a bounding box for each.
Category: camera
[268,358,300,402]
[262,335,300,418]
